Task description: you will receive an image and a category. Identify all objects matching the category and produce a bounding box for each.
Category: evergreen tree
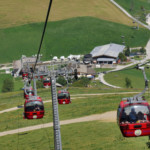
[140,47,146,54]
[118,53,127,62]
[57,76,67,86]
[125,77,132,88]
[125,46,130,56]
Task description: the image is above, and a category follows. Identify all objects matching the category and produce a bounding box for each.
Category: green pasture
[0,87,150,149]
[0,0,133,29]
[0,17,150,63]
[0,92,150,132]
[104,68,150,88]
[115,0,150,23]
[0,121,150,150]
[0,85,142,111]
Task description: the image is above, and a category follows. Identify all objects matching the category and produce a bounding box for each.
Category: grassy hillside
[104,68,150,88]
[115,0,150,23]
[0,89,148,131]
[0,87,142,111]
[0,94,120,131]
[0,0,133,29]
[0,88,150,149]
[0,17,150,63]
[0,121,150,150]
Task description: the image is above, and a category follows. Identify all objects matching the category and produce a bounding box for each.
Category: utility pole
[50,74,62,150]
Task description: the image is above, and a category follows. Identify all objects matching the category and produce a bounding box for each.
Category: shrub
[125,46,130,56]
[118,53,127,62]
[2,78,14,92]
[125,77,132,88]
[140,47,146,54]
[57,76,67,86]
[72,77,90,87]
[36,80,44,89]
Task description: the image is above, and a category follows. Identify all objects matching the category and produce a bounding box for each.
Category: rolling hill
[115,0,150,23]
[0,16,149,63]
[0,0,133,29]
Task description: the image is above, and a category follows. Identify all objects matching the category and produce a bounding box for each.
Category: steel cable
[33,0,53,73]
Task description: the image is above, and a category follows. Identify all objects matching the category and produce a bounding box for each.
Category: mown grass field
[1,121,150,150]
[1,93,150,149]
[0,87,149,149]
[0,91,149,132]
[0,17,150,63]
[115,0,150,21]
[0,85,142,111]
[0,0,133,29]
[104,67,150,88]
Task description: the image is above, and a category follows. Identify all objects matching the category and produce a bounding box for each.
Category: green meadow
[0,92,150,149]
[1,121,150,150]
[0,86,142,111]
[115,0,150,20]
[0,17,150,63]
[104,68,150,88]
[1,1,150,149]
[0,91,149,132]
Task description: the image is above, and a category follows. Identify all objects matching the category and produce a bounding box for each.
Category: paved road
[0,111,116,137]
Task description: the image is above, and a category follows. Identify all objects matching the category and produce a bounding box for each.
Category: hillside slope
[115,0,150,23]
[0,17,149,63]
[0,0,133,28]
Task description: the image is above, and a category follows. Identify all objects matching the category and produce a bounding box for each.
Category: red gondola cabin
[43,78,51,88]
[24,87,34,99]
[58,90,71,104]
[24,96,44,119]
[117,97,150,137]
[22,72,28,79]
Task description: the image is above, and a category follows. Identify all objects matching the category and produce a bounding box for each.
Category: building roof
[90,43,125,58]
[97,58,115,61]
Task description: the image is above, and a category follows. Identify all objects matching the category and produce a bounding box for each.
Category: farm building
[90,43,125,65]
[77,64,96,76]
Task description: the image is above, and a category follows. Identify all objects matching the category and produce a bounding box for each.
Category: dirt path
[0,111,116,137]
[0,92,139,114]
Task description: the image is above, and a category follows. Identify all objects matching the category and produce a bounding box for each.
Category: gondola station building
[90,43,125,65]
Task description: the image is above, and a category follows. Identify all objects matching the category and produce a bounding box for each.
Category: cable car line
[33,0,53,73]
